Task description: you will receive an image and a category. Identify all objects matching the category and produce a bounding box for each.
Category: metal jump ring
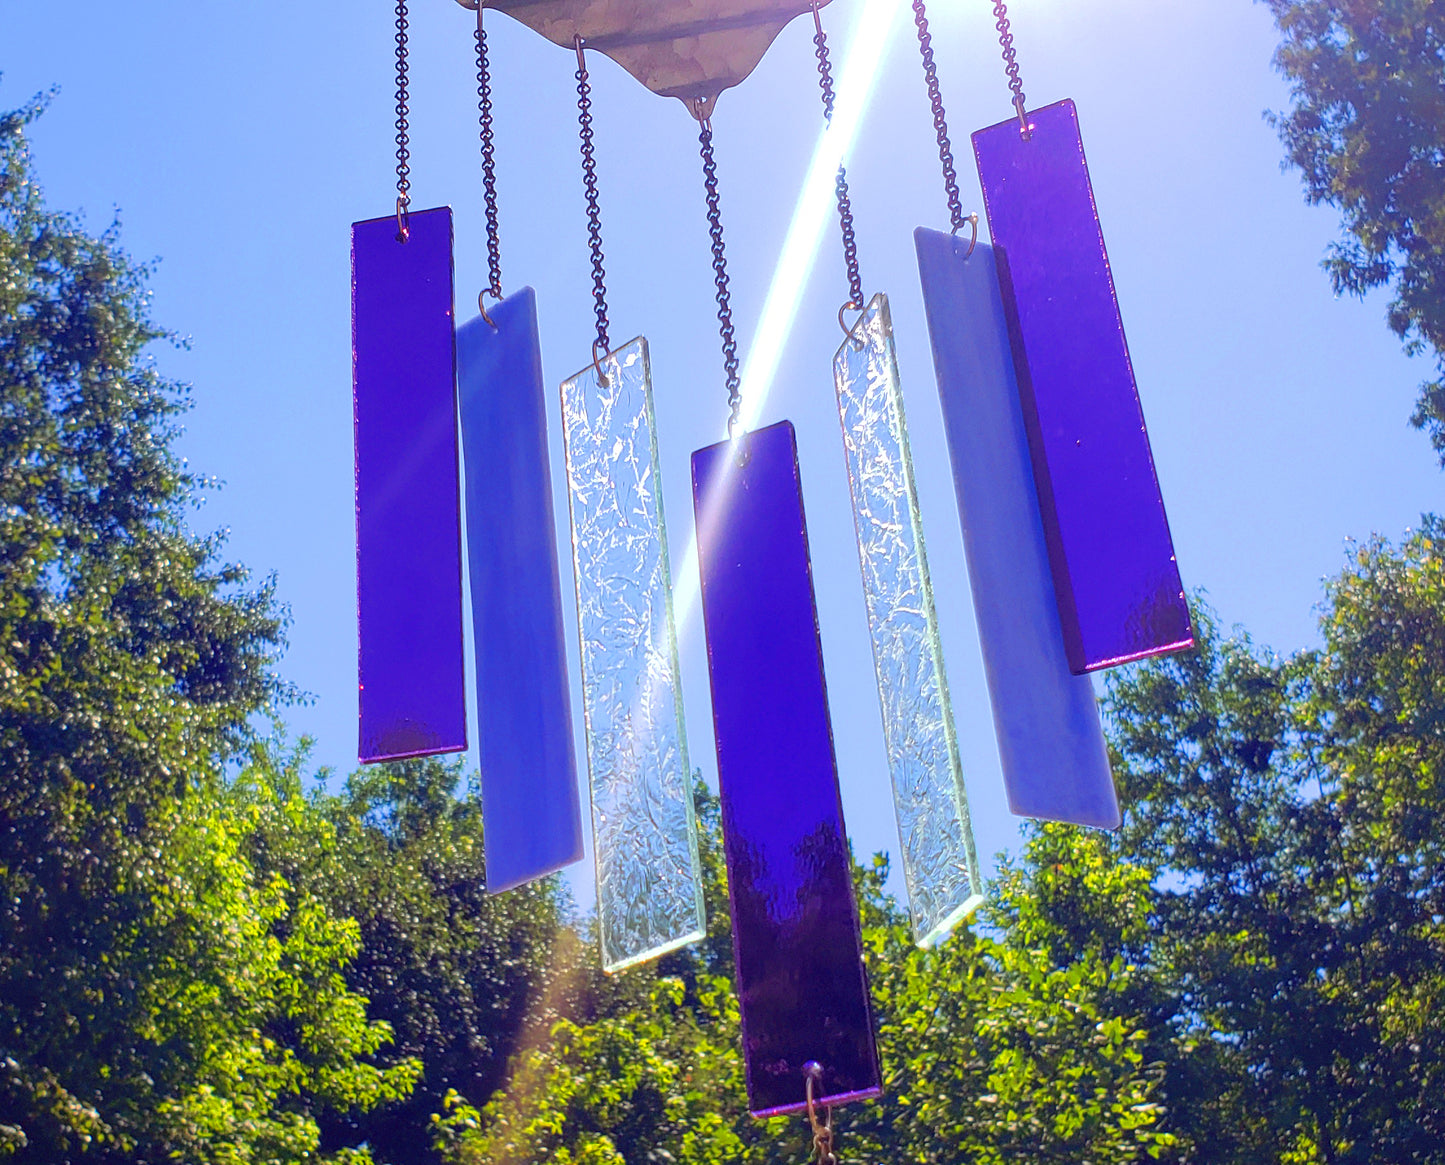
[804,1063,836,1165]
[838,299,865,348]
[395,195,410,243]
[591,338,610,387]
[478,287,499,328]
[953,211,979,258]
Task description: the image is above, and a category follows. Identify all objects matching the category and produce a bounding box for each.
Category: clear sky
[5,0,1440,909]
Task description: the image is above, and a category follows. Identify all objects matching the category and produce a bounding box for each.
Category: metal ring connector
[803,1063,836,1165]
[1013,94,1033,140]
[395,195,410,243]
[953,211,979,258]
[838,299,865,349]
[591,338,610,388]
[479,287,499,329]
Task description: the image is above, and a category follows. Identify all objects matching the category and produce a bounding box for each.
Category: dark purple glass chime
[351,6,467,766]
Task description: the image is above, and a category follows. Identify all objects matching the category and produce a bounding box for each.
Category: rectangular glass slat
[915,228,1119,829]
[692,420,881,1118]
[832,292,983,943]
[973,100,1193,673]
[559,337,704,971]
[457,288,584,893]
[351,206,467,762]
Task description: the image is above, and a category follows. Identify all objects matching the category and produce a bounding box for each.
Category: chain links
[810,4,864,313]
[696,119,742,439]
[991,0,1030,134]
[475,6,502,298]
[393,0,412,239]
[910,0,966,233]
[573,38,610,358]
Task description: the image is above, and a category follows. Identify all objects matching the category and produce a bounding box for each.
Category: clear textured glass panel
[351,206,467,763]
[832,293,983,945]
[559,337,704,972]
[915,228,1119,830]
[692,420,881,1118]
[457,288,583,894]
[973,99,1193,673]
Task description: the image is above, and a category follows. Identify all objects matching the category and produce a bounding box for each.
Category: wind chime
[349,0,1192,1153]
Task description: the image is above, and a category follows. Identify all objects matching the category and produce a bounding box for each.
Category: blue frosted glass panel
[692,420,881,1118]
[351,206,467,762]
[915,227,1119,829]
[833,293,983,943]
[973,100,1193,673]
[559,337,704,971]
[457,288,584,893]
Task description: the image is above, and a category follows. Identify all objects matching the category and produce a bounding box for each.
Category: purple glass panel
[692,420,881,1118]
[352,206,467,762]
[973,100,1193,673]
[915,228,1119,829]
[457,288,583,892]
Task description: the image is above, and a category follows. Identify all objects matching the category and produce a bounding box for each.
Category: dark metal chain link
[475,7,502,298]
[910,0,966,233]
[697,120,742,438]
[992,0,1030,131]
[394,0,411,238]
[574,39,610,357]
[810,4,864,312]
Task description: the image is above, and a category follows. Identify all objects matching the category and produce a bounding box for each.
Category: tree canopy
[1265,0,1445,464]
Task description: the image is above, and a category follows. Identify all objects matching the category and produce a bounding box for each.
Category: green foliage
[1265,0,1445,463]
[312,757,565,1164]
[0,96,414,1162]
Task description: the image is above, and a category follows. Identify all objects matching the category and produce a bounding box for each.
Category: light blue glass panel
[914,228,1118,829]
[833,292,984,945]
[559,337,705,971]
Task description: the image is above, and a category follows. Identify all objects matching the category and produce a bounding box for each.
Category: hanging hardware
[692,110,743,441]
[809,4,864,330]
[475,1,503,319]
[393,0,412,241]
[909,0,972,240]
[991,0,1031,139]
[575,36,612,383]
[804,1063,837,1165]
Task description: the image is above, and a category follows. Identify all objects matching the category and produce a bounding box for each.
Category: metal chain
[574,38,610,357]
[394,0,411,239]
[697,119,742,439]
[991,0,1030,133]
[804,1065,837,1165]
[475,6,501,298]
[910,0,966,233]
[810,4,864,313]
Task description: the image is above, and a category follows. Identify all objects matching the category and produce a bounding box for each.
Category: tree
[0,94,414,1162]
[1104,528,1445,1162]
[1265,0,1445,464]
[309,757,565,1165]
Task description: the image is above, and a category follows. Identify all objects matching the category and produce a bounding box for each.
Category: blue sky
[5,0,1440,908]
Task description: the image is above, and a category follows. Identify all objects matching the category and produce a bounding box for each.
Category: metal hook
[478,287,498,329]
[1013,94,1033,140]
[575,32,587,72]
[803,1063,836,1165]
[591,338,610,388]
[838,299,866,349]
[953,211,979,258]
[395,195,410,243]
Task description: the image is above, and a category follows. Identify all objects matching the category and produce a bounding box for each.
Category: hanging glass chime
[971,4,1194,675]
[352,1,467,764]
[686,106,880,1120]
[907,0,1120,828]
[801,3,983,945]
[454,1,585,893]
[558,39,705,973]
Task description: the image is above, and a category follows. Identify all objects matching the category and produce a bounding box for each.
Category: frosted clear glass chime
[560,341,705,972]
[833,294,984,943]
